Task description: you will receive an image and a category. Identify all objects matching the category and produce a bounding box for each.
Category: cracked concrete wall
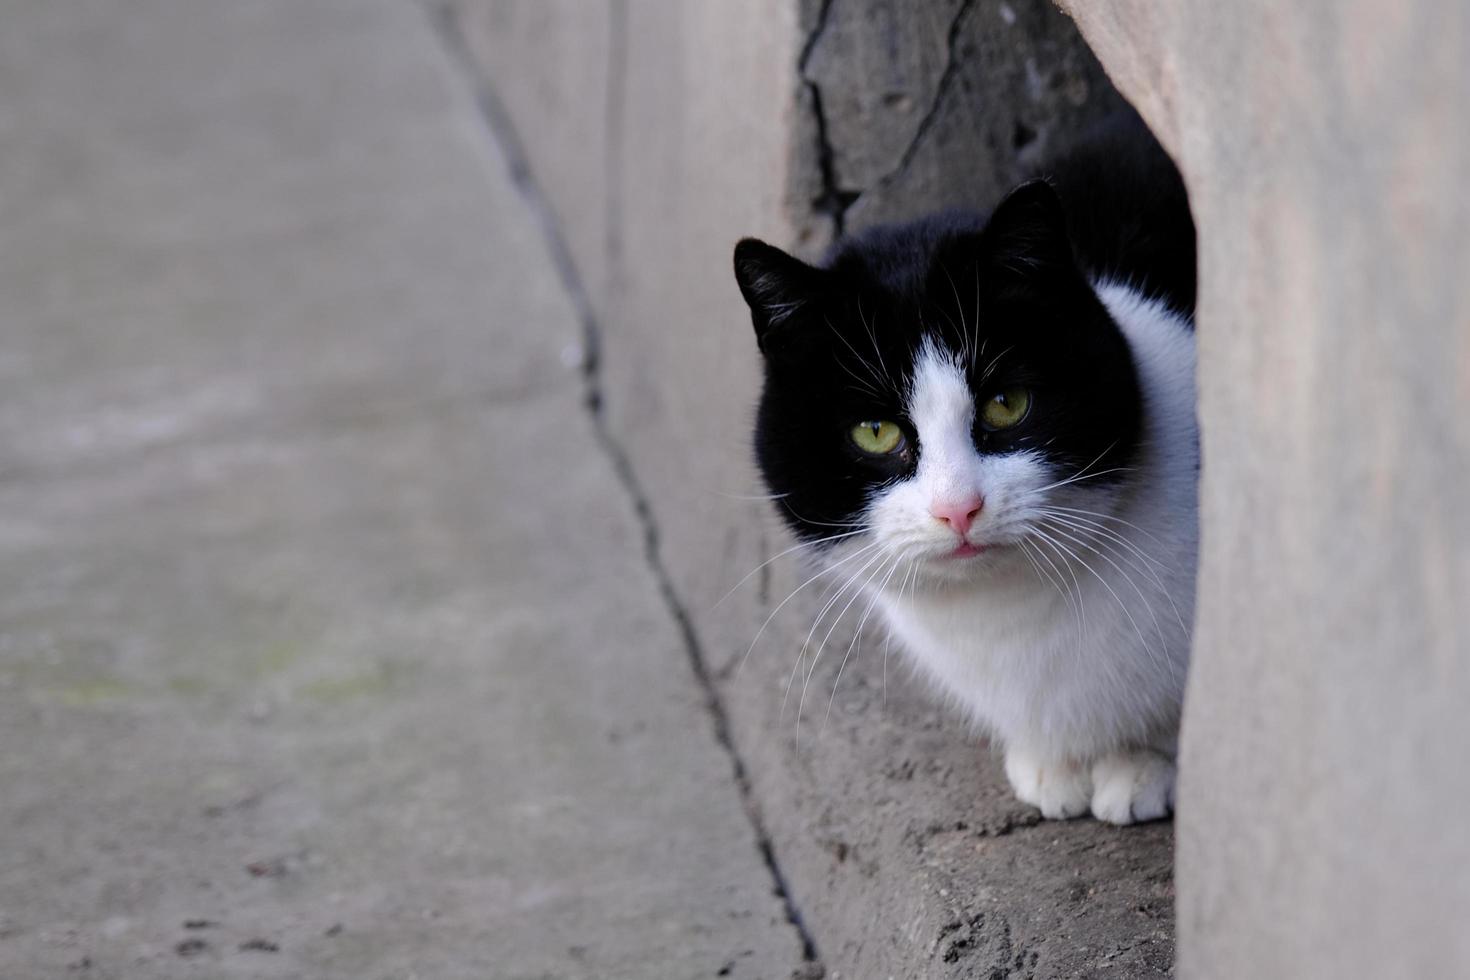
[796,0,1124,240]
[450,1,1176,977]
[1055,2,1470,978]
[449,1,616,307]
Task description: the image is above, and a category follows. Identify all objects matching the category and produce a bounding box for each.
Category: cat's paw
[1004,747,1092,820]
[1089,750,1175,825]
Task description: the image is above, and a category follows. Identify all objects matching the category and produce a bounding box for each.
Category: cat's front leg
[1089,748,1175,825]
[1003,744,1092,820]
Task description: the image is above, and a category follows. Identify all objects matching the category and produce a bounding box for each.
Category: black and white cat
[732,113,1197,824]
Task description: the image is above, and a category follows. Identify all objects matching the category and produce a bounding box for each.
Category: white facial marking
[864,341,1051,568]
[907,341,982,510]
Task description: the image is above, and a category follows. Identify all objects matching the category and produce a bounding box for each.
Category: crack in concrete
[428,4,824,971]
[799,0,859,238]
[798,0,978,237]
[867,0,978,196]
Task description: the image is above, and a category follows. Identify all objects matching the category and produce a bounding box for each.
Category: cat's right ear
[733,238,826,355]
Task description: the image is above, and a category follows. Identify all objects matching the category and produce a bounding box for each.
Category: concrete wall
[451,1,1173,976]
[450,0,1470,975]
[1056,2,1470,977]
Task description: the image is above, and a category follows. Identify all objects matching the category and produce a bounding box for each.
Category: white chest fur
[862,283,1197,822]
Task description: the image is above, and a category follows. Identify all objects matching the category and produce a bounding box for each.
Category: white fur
[849,283,1197,824]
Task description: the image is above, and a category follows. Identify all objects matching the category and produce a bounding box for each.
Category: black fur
[733,110,1195,545]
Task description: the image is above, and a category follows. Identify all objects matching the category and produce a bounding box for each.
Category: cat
[732,111,1197,824]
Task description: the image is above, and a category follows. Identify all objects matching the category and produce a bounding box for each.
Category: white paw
[1004,747,1092,820]
[1090,750,1175,825]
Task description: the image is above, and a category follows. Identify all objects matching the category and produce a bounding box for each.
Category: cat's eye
[849,420,905,455]
[980,387,1032,430]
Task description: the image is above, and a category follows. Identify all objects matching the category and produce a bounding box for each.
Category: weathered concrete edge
[424,3,825,971]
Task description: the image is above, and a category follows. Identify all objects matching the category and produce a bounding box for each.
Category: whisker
[1024,465,1132,496]
[940,266,973,370]
[1018,539,1083,650]
[826,315,892,395]
[835,357,887,399]
[882,560,915,716]
[779,499,872,530]
[856,297,894,391]
[713,528,868,610]
[707,489,793,501]
[1038,512,1189,639]
[820,549,909,738]
[1042,504,1169,547]
[1037,509,1173,574]
[799,549,899,740]
[781,547,889,726]
[1029,524,1159,667]
[1028,530,1088,648]
[973,271,984,371]
[734,540,884,680]
[795,549,897,729]
[1041,519,1168,653]
[979,344,1015,385]
[1022,441,1121,496]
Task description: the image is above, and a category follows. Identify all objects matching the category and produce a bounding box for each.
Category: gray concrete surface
[454,1,1174,976]
[0,1,809,977]
[1057,2,1470,977]
[800,0,1123,235]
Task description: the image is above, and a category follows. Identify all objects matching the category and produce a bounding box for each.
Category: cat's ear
[733,238,826,355]
[980,178,1076,279]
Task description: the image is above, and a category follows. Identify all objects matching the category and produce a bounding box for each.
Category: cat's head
[733,180,1142,584]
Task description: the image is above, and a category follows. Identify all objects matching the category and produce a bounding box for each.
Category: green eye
[850,420,904,455]
[980,386,1032,430]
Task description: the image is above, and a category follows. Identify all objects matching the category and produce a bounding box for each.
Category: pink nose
[930,496,983,537]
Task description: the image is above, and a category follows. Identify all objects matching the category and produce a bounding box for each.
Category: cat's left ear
[980,178,1077,279]
[733,238,827,355]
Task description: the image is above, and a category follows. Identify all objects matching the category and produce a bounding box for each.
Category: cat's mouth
[946,541,986,559]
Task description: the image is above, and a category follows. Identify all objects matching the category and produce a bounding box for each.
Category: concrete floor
[0,2,807,977]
